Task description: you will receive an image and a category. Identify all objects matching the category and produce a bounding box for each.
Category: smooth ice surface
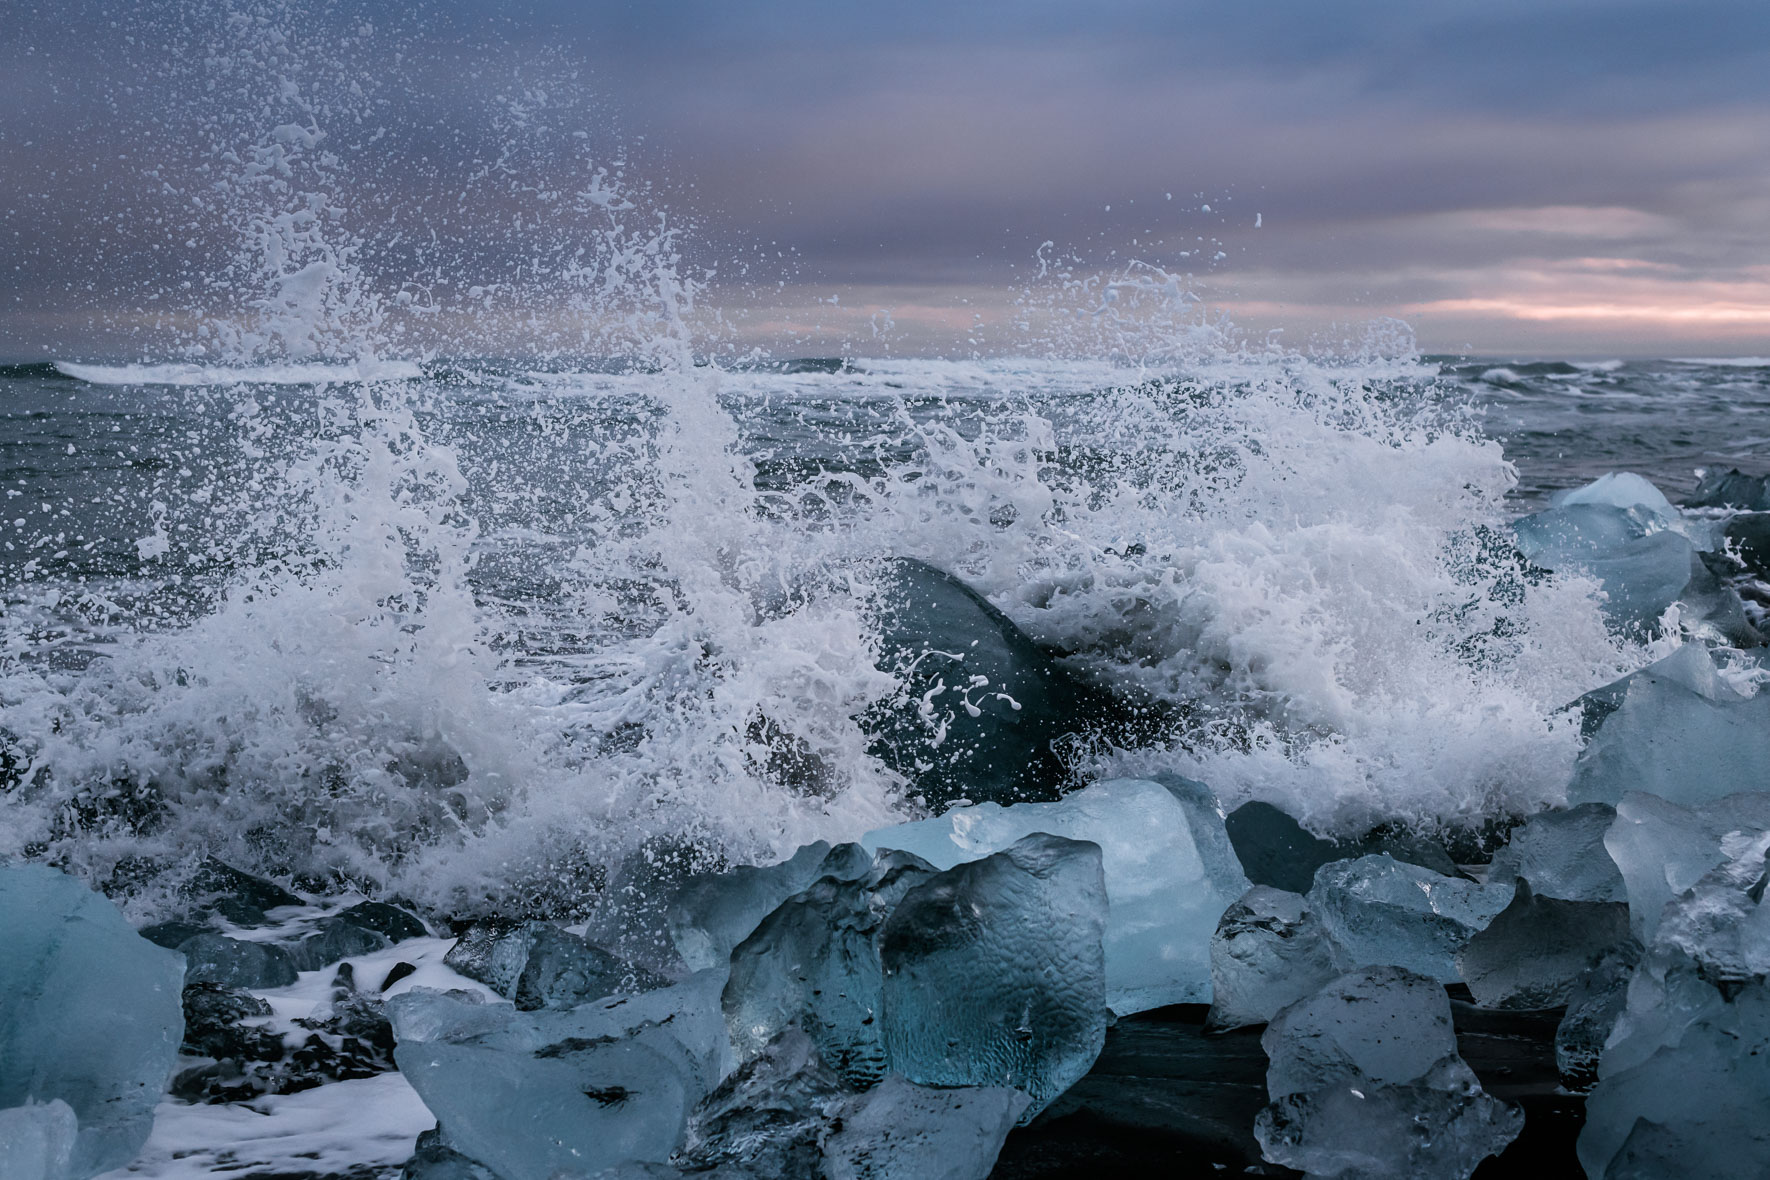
[1261,966,1457,1098]
[823,1074,1029,1180]
[1207,886,1346,1031]
[880,833,1108,1121]
[864,557,1116,809]
[390,972,730,1180]
[863,777,1249,1012]
[0,866,185,1179]
[1569,645,1770,808]
[1603,789,1770,941]
[724,850,934,1086]
[1456,882,1632,1009]
[1309,855,1513,983]
[1257,967,1521,1180]
[670,840,867,972]
[1580,979,1770,1179]
[0,1101,77,1180]
[1485,803,1626,903]
[1513,500,1694,635]
[1555,473,1680,523]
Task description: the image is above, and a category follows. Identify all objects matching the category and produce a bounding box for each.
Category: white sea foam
[55,360,423,386]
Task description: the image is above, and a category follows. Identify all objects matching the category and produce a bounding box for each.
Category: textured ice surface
[880,833,1108,1120]
[1603,789,1770,941]
[823,1074,1029,1180]
[0,1101,77,1180]
[1456,881,1632,1008]
[1256,967,1522,1180]
[670,840,868,972]
[390,971,729,1180]
[1309,855,1513,983]
[177,933,299,989]
[1569,645,1770,808]
[443,920,664,1010]
[864,557,1121,808]
[677,1027,846,1178]
[864,776,1249,1012]
[1514,500,1694,635]
[1580,978,1770,1179]
[724,849,934,1086]
[0,866,184,1179]
[1557,472,1680,522]
[1554,942,1641,1091]
[1486,803,1626,903]
[1207,886,1347,1031]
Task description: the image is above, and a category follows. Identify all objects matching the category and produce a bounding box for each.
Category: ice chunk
[444,920,665,1010]
[1579,977,1770,1179]
[879,833,1108,1120]
[1514,500,1694,635]
[864,557,1123,808]
[400,1125,498,1180]
[1570,646,1770,808]
[1555,472,1680,523]
[1555,942,1641,1091]
[1308,855,1513,983]
[677,1027,847,1178]
[1602,789,1770,940]
[1689,467,1770,511]
[0,1101,77,1180]
[1456,881,1632,1008]
[823,1074,1029,1180]
[1206,886,1347,1031]
[0,865,185,1178]
[669,840,868,972]
[1255,966,1522,1180]
[176,933,299,989]
[724,850,935,1086]
[864,776,1250,1012]
[391,972,729,1180]
[1486,803,1626,903]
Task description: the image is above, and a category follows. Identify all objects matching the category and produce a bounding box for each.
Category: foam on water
[0,5,1645,920]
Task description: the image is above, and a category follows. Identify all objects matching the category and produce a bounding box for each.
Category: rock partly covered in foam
[1207,886,1347,1031]
[864,776,1248,1013]
[1308,855,1513,983]
[1569,645,1770,809]
[1255,966,1522,1179]
[177,933,299,989]
[0,865,185,1179]
[863,557,1135,809]
[880,833,1108,1121]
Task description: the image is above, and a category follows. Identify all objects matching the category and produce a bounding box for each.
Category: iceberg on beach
[1568,644,1770,809]
[1255,966,1522,1179]
[1308,855,1513,983]
[863,776,1248,1012]
[0,866,185,1179]
[880,833,1108,1120]
[389,972,730,1180]
[1207,885,1348,1031]
[670,840,867,972]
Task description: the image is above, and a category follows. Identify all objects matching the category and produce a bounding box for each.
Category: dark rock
[1225,802,1465,894]
[381,961,419,992]
[1688,468,1770,511]
[180,857,304,928]
[286,918,393,972]
[402,1126,499,1180]
[864,557,1155,809]
[138,920,213,950]
[178,933,299,989]
[337,900,430,942]
[1724,512,1770,580]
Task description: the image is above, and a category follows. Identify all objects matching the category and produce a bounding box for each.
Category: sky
[3,0,1769,359]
